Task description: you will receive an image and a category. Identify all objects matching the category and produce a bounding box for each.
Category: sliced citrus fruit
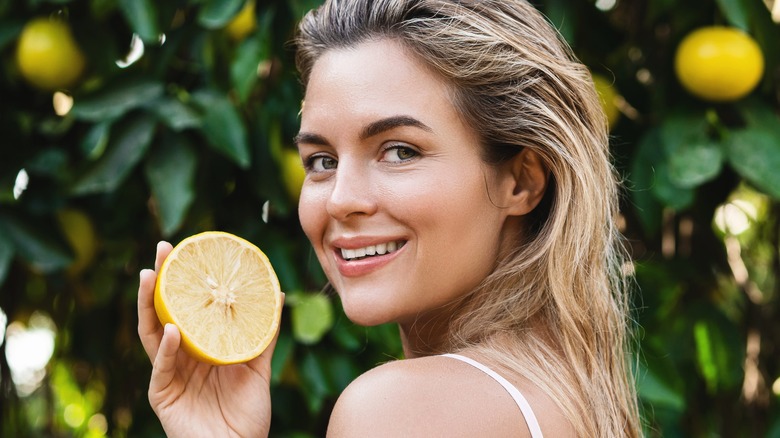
[154,231,282,365]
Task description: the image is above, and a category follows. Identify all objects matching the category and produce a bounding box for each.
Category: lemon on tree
[280,148,306,201]
[16,17,86,91]
[154,231,283,365]
[592,74,621,130]
[225,0,257,42]
[675,26,764,102]
[56,208,97,276]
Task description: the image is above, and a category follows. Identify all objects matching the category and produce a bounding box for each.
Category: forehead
[300,39,460,131]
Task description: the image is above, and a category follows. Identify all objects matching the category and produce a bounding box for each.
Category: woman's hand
[138,242,280,438]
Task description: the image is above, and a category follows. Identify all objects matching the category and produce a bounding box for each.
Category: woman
[137,0,641,436]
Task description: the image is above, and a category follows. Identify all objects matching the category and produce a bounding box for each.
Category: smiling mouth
[339,241,407,261]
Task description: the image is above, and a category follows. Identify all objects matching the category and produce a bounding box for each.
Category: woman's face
[297,39,515,328]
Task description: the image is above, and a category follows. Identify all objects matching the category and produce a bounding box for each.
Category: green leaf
[231,32,269,103]
[768,417,780,438]
[330,318,364,351]
[71,80,164,122]
[197,0,246,29]
[647,111,711,208]
[299,350,332,414]
[0,19,24,51]
[667,141,723,188]
[636,360,685,412]
[71,114,157,195]
[693,321,718,393]
[26,148,68,179]
[0,224,14,286]
[144,133,197,237]
[192,90,250,168]
[629,129,665,235]
[545,0,575,44]
[270,330,294,384]
[652,163,696,210]
[715,0,750,31]
[117,0,160,43]
[80,121,111,160]
[145,97,201,131]
[0,214,72,273]
[725,128,780,199]
[659,110,710,158]
[291,293,334,345]
[322,353,361,392]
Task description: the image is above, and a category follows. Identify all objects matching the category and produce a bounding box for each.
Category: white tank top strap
[441,353,544,438]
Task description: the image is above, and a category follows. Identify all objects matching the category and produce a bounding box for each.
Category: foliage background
[0,0,779,436]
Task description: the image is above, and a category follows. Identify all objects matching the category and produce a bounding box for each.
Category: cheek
[298,182,327,246]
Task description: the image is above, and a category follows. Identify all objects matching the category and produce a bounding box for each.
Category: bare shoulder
[326,355,574,437]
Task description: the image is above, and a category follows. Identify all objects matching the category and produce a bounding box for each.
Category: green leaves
[231,29,271,103]
[71,114,157,195]
[290,293,334,345]
[636,359,685,412]
[0,224,15,285]
[715,0,750,30]
[726,102,780,199]
[118,0,160,43]
[144,133,197,237]
[0,214,72,273]
[631,102,780,237]
[198,0,247,29]
[71,80,164,122]
[192,90,251,168]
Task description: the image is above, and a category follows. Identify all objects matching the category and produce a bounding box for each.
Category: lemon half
[154,231,282,365]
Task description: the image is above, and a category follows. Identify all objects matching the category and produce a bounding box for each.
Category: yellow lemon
[154,231,283,365]
[280,148,305,201]
[225,0,257,42]
[16,17,86,91]
[675,26,764,102]
[56,208,97,276]
[592,74,621,130]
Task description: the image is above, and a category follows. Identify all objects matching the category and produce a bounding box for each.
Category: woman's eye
[307,155,338,172]
[383,145,418,162]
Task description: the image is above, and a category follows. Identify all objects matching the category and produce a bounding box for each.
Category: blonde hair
[296,1,640,436]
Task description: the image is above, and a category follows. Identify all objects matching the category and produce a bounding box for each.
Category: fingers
[155,241,174,272]
[139,241,173,365]
[149,324,182,405]
[138,268,162,363]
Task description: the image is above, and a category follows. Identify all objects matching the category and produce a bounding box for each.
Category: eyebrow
[293,115,433,147]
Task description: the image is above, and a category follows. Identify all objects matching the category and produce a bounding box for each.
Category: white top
[441,353,544,438]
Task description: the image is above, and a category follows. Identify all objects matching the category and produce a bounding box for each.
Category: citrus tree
[0,0,779,436]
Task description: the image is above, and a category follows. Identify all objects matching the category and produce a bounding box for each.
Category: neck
[398,306,457,358]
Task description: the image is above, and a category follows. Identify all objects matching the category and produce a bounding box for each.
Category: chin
[338,296,398,327]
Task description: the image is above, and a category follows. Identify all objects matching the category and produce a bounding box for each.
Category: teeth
[341,241,404,261]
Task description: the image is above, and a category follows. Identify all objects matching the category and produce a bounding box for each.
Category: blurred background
[0,0,779,436]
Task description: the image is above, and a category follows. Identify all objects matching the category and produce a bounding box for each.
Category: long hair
[295,1,640,436]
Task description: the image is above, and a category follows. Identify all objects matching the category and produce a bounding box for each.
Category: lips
[339,240,406,261]
[330,238,408,277]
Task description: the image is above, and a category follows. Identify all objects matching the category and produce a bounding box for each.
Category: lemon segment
[154,231,282,365]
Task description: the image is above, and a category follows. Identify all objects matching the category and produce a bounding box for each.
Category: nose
[325,160,377,220]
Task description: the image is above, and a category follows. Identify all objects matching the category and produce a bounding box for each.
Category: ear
[496,148,548,216]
